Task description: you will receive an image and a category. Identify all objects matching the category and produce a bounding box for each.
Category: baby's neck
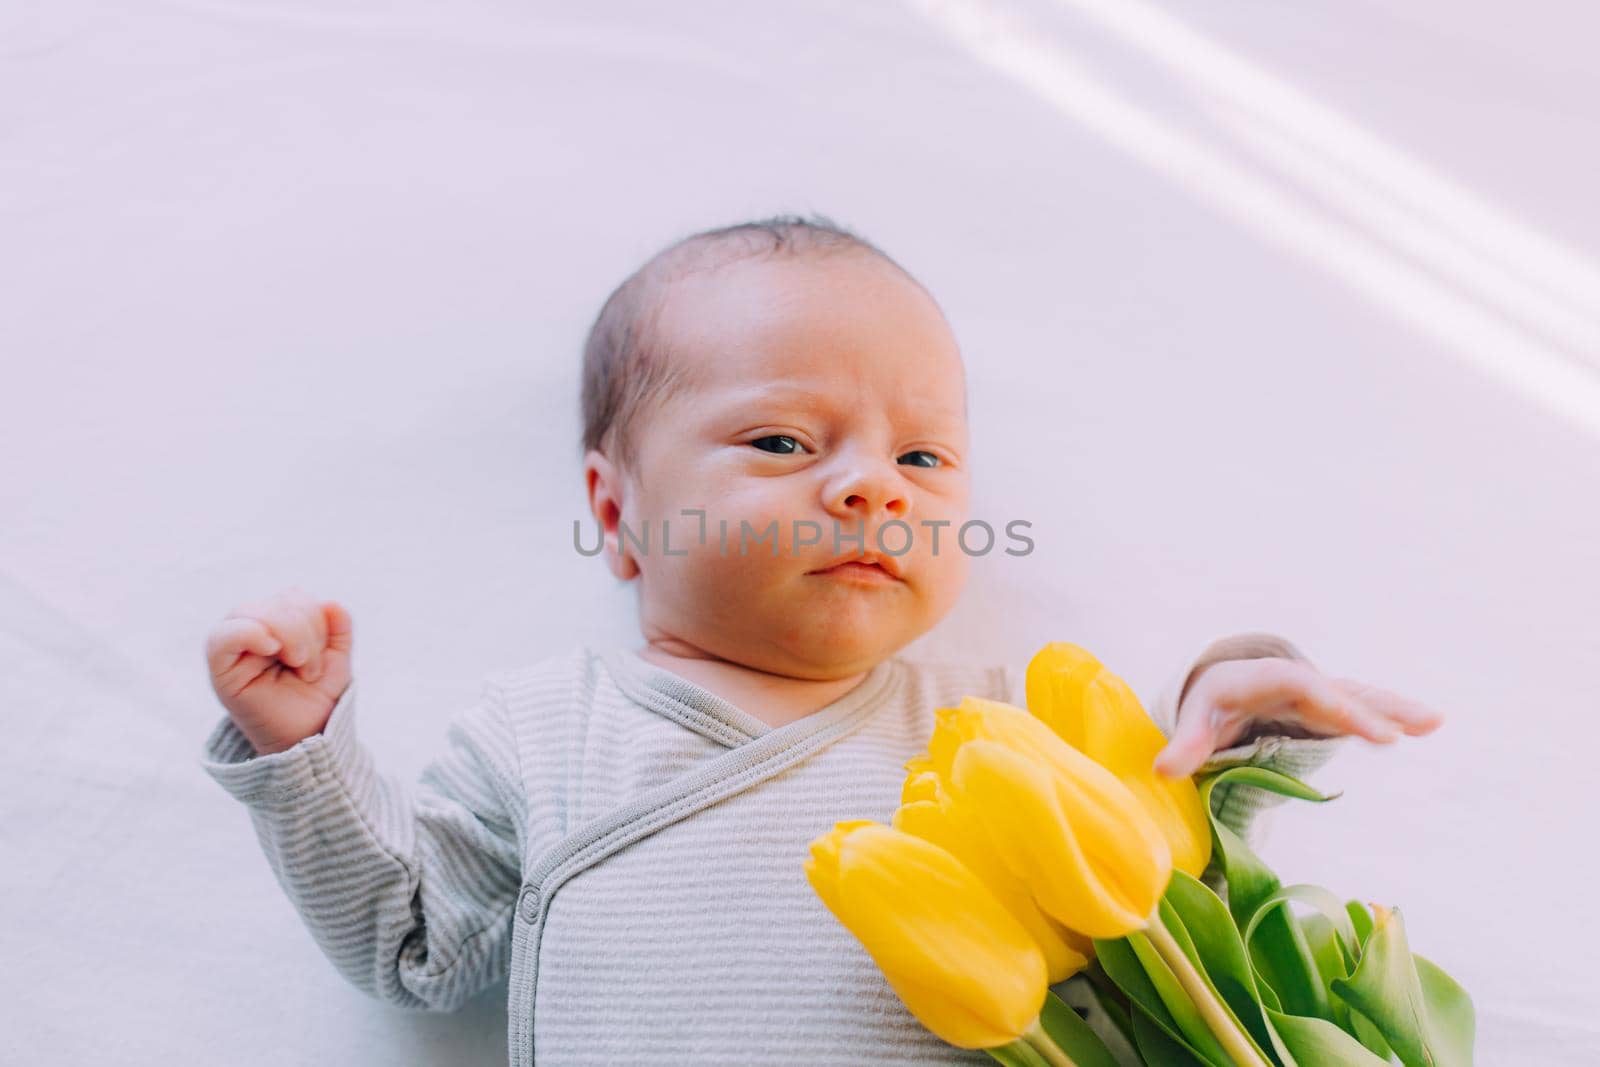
[634,644,874,729]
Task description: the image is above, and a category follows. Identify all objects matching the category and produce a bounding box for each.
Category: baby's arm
[199,589,524,1012]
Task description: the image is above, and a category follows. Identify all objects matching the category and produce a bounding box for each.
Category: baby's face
[606,251,972,680]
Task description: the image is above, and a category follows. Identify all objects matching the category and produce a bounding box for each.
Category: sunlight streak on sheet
[1051,0,1600,321]
[906,0,1600,439]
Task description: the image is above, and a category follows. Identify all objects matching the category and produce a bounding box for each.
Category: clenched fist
[203,587,354,756]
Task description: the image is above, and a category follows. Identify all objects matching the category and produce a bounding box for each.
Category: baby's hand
[1153,656,1444,779]
[203,587,354,755]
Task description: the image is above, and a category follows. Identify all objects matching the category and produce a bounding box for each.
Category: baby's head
[580,215,971,681]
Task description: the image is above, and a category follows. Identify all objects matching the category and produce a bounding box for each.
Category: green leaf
[1245,885,1361,973]
[1265,1007,1391,1066]
[1345,900,1374,944]
[1347,1009,1395,1061]
[1132,1005,1211,1067]
[1299,915,1346,987]
[1196,765,1340,805]
[1248,910,1330,1022]
[1095,936,1225,1067]
[1083,959,1137,1047]
[1297,914,1357,1037]
[1330,905,1475,1067]
[1194,768,1337,926]
[1037,990,1124,1067]
[1414,954,1476,1066]
[1160,871,1279,1060]
[1332,900,1392,1058]
[1297,897,1392,1048]
[1197,767,1338,1020]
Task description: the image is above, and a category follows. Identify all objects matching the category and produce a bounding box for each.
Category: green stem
[1021,1017,1079,1067]
[989,1037,1051,1067]
[1142,911,1270,1067]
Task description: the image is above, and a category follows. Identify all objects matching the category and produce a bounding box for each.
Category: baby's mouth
[805,553,904,583]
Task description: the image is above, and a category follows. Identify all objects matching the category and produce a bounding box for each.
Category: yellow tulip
[804,819,1048,1049]
[924,697,1173,939]
[894,763,1093,983]
[1024,642,1213,879]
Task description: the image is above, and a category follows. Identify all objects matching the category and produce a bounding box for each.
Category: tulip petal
[1025,643,1117,760]
[923,697,1177,938]
[893,791,1091,984]
[804,820,1048,1049]
[950,739,1154,938]
[1026,643,1213,880]
[968,699,1176,909]
[1046,765,1173,918]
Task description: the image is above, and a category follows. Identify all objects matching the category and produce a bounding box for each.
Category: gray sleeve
[197,678,525,1013]
[1145,632,1345,886]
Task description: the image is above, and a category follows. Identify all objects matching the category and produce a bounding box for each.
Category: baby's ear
[581,449,638,580]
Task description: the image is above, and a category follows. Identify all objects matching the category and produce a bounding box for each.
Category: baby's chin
[755,614,924,680]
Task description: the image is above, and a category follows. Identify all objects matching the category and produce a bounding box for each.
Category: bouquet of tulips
[805,643,1474,1066]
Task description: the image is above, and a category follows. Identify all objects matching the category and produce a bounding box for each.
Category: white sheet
[4,1,1597,1062]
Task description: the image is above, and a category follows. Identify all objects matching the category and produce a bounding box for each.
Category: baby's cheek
[917,544,971,610]
[679,505,799,557]
[678,536,780,598]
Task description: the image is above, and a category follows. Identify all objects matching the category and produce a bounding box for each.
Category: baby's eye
[750,434,807,455]
[898,450,941,468]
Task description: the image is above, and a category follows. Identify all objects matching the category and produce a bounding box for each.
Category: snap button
[518,887,540,924]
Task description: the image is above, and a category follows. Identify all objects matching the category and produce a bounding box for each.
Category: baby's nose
[825,466,908,521]
[840,490,907,518]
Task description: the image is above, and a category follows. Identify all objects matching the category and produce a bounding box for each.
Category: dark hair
[578,213,926,476]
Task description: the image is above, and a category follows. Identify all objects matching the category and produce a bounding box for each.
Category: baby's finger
[227,597,317,678]
[280,588,329,682]
[205,617,282,675]
[1330,679,1444,736]
[1200,656,1316,711]
[1297,675,1400,743]
[1154,703,1222,779]
[321,600,353,655]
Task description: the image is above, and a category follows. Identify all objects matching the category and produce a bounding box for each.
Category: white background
[3,1,1597,1062]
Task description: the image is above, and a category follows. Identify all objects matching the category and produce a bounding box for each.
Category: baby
[199,215,1441,1065]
